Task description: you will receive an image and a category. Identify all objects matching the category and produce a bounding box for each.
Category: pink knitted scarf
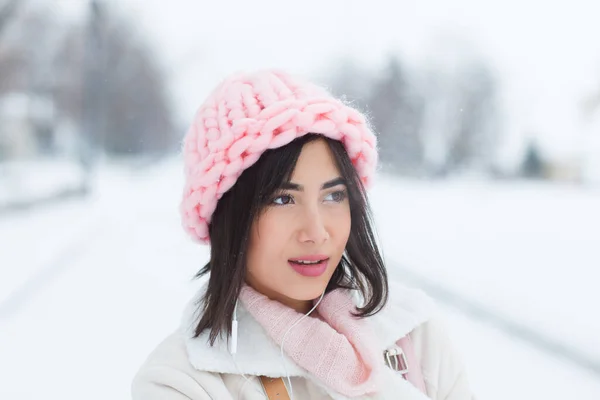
[239,284,383,398]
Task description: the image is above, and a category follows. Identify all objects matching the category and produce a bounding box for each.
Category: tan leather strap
[259,376,290,400]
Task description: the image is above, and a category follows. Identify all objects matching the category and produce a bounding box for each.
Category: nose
[297,206,330,245]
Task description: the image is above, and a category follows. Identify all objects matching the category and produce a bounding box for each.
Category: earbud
[230,299,239,355]
[231,289,327,400]
[231,319,238,355]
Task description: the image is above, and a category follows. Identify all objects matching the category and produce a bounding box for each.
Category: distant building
[0,93,88,207]
[544,159,582,183]
[0,92,55,160]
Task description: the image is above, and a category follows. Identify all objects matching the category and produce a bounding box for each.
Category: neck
[245,280,313,314]
[284,297,313,314]
[264,291,314,314]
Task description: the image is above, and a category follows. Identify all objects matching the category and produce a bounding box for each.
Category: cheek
[248,213,289,270]
[255,211,292,249]
[330,206,352,242]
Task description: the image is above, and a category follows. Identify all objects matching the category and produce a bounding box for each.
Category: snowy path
[370,177,600,362]
[1,160,599,399]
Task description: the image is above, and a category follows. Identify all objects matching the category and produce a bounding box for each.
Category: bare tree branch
[0,0,23,39]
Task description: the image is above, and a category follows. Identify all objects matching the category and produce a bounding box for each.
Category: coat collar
[180,279,435,400]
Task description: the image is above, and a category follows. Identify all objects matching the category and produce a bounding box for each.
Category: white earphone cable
[231,300,269,399]
[279,289,326,400]
[230,290,327,400]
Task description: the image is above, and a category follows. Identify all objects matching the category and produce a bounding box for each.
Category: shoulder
[131,331,226,400]
[370,278,475,399]
[366,279,437,346]
[408,313,476,400]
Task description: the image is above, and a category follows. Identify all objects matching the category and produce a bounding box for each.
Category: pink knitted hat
[180,69,378,244]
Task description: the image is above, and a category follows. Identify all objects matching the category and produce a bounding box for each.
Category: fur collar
[180,279,435,400]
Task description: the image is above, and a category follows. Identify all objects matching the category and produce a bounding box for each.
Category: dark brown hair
[194,134,388,345]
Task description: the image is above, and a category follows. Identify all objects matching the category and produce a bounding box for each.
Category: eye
[272,194,294,205]
[324,190,347,203]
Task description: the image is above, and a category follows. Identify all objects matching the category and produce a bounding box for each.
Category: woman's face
[246,138,351,312]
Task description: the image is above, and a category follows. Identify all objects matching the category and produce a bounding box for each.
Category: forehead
[290,139,341,182]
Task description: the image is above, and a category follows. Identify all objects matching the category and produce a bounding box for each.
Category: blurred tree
[0,0,21,39]
[1,1,175,159]
[6,9,62,93]
[446,60,500,172]
[0,0,27,94]
[55,1,176,157]
[368,56,425,175]
[520,140,545,179]
[0,40,22,94]
[0,7,63,161]
[420,35,501,176]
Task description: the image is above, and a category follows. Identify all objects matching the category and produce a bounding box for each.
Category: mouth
[288,256,330,277]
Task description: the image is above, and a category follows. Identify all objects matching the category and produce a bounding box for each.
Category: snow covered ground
[0,158,89,209]
[1,158,599,399]
[370,176,600,361]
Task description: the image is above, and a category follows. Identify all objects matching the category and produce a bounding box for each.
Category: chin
[287,277,331,301]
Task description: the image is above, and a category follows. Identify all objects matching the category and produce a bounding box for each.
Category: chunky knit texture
[238,284,383,398]
[180,70,378,243]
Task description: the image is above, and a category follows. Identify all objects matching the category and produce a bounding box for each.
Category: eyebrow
[280,177,346,191]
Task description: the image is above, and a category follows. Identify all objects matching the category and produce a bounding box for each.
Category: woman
[132,70,475,399]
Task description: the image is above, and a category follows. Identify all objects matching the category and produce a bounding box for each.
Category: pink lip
[288,257,329,277]
[288,254,328,262]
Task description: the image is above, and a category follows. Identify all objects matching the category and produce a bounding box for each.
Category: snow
[370,176,600,360]
[1,159,599,399]
[444,307,600,399]
[0,158,88,209]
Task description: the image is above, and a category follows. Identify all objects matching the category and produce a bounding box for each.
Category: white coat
[132,281,475,399]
